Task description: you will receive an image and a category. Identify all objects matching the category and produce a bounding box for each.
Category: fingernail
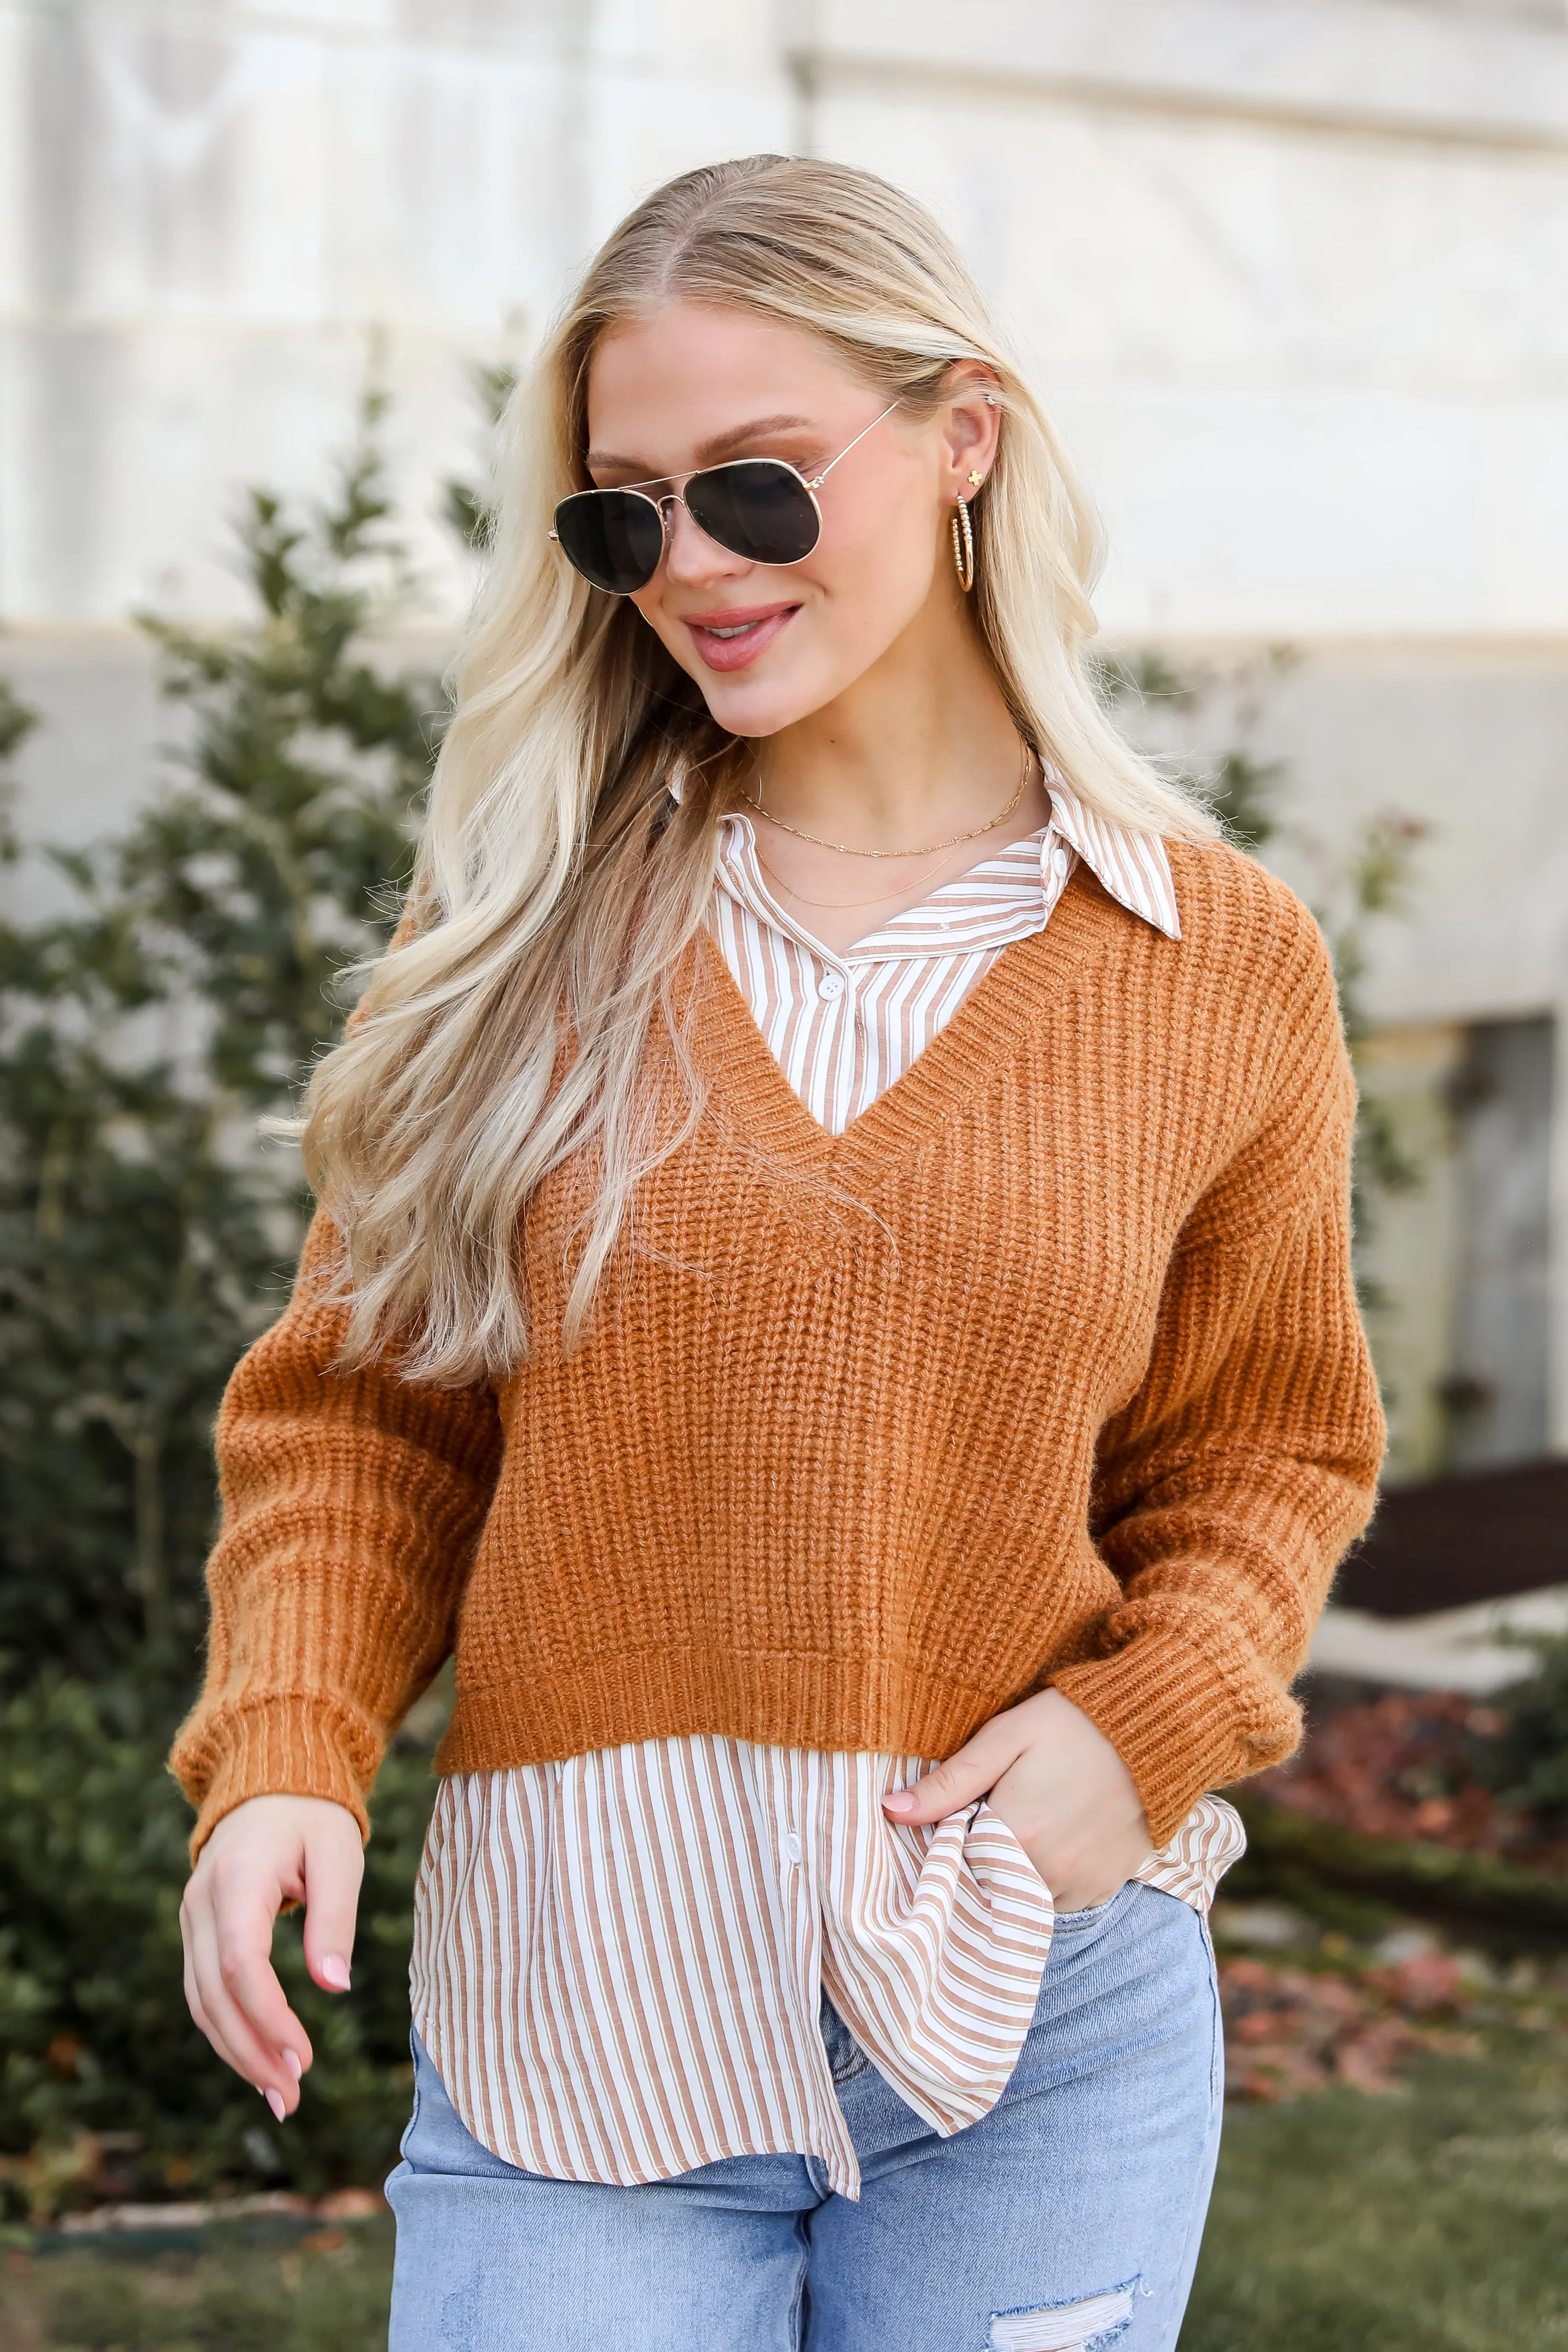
[282,2049,303,2082]
[319,1954,352,1991]
[882,1790,915,1814]
[265,2088,287,2123]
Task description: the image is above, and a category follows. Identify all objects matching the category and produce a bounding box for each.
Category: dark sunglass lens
[553,491,665,593]
[685,462,820,567]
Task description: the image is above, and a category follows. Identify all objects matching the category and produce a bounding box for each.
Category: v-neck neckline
[689,863,1140,1178]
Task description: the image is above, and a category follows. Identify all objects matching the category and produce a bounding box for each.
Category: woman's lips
[682,604,799,672]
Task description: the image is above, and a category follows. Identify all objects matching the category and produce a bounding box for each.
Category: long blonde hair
[298,155,1216,1381]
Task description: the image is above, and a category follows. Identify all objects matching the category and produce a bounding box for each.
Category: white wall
[5,0,1567,634]
[799,0,1568,640]
[0,1,796,624]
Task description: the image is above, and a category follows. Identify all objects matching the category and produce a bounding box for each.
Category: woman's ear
[938,365,1004,506]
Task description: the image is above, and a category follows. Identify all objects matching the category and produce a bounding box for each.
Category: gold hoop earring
[950,496,975,593]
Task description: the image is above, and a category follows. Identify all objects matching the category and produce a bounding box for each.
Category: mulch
[1253,1690,1568,1875]
[1215,1683,1568,2100]
[1219,1949,1481,2101]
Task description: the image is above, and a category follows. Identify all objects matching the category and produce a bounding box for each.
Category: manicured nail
[282,2049,303,2082]
[265,2088,287,2122]
[319,1955,352,1991]
[882,1790,915,1814]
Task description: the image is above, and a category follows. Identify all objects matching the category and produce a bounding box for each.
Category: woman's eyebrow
[695,413,817,463]
[585,414,819,476]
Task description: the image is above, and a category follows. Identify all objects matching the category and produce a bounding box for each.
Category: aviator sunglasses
[550,402,899,595]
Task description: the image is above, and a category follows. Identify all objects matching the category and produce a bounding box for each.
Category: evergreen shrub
[0,394,448,2214]
[0,1678,434,2219]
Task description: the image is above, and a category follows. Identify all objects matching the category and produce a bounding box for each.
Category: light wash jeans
[386,1880,1223,2352]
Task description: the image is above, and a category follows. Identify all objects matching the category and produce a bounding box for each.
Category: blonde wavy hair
[298,154,1216,1381]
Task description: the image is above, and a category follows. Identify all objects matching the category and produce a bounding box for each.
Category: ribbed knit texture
[402,799,1231,2198]
[171,841,1385,1853]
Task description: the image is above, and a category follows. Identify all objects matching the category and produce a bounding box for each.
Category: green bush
[1478,1633,1568,1820]
[0,392,484,2224]
[0,398,433,1692]
[0,1677,435,2218]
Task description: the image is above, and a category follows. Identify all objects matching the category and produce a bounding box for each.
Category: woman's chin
[695,659,846,741]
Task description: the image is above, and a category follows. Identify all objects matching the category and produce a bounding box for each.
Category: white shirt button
[781,1832,802,1867]
[1051,846,1071,878]
[818,972,845,999]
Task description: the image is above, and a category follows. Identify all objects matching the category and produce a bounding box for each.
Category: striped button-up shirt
[410,781,1244,2200]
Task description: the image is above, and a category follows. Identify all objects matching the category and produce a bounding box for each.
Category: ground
[4,1901,1564,2352]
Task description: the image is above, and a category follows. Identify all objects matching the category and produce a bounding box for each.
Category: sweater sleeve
[168,1209,503,1855]
[1050,921,1386,1847]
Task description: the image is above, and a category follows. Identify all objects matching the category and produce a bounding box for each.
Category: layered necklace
[743,738,1035,913]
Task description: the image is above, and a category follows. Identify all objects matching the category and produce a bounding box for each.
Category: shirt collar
[1043,776,1181,941]
[667,765,1181,943]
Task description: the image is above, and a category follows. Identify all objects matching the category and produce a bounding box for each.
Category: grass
[0,2224,395,2352]
[3,2009,1564,2351]
[1184,2030,1568,2351]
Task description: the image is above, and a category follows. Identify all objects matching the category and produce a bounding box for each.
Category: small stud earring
[967,470,984,487]
[984,393,999,407]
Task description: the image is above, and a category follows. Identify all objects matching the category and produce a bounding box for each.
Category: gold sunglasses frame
[548,400,900,587]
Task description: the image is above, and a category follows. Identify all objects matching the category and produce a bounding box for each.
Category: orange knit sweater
[171,843,1384,1853]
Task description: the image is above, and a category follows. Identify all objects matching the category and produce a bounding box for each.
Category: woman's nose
[661,496,748,585]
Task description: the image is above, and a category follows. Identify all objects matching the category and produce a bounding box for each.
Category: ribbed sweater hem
[433,1648,1021,1781]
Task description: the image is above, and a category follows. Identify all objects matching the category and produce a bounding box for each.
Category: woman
[172,156,1383,2350]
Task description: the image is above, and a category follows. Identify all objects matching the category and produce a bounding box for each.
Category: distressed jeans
[386,1880,1223,2352]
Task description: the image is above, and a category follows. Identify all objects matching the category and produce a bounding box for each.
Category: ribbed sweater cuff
[1050,1631,1301,1848]
[169,1694,381,1861]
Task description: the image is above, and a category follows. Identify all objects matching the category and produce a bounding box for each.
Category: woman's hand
[179,1794,364,2120]
[882,1689,1153,1910]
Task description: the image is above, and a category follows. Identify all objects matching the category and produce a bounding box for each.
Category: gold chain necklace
[744,738,1032,860]
[752,846,960,913]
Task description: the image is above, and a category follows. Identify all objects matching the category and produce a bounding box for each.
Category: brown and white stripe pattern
[412,1747,1066,2199]
[411,790,1241,2200]
[704,776,1180,1135]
